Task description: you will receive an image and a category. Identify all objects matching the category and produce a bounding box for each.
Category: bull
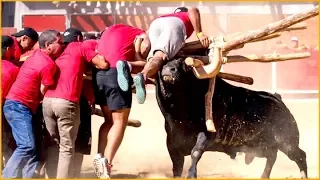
[155,57,307,179]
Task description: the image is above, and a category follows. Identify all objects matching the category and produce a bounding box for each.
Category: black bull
[155,57,307,179]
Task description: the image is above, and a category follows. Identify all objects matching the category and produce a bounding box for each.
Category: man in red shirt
[11,27,39,61]
[93,24,150,178]
[1,35,20,168]
[73,36,99,178]
[42,28,108,178]
[127,7,211,104]
[2,29,63,178]
[1,36,19,101]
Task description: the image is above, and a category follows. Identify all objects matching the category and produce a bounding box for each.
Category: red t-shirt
[6,49,56,113]
[45,42,97,103]
[11,36,22,61]
[20,49,36,62]
[160,12,194,38]
[84,39,98,52]
[1,60,19,104]
[97,24,145,68]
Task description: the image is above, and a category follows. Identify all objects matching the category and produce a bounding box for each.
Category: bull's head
[158,56,196,99]
[158,56,211,112]
[161,57,192,85]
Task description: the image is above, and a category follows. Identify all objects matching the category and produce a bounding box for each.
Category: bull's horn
[217,72,254,85]
[191,47,224,79]
[185,57,205,67]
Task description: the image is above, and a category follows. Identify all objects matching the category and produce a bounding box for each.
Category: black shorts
[93,68,132,110]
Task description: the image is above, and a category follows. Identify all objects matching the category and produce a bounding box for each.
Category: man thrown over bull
[2,29,63,178]
[93,24,151,179]
[117,7,211,104]
[42,28,108,178]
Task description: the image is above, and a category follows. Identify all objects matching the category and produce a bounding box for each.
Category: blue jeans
[2,99,39,178]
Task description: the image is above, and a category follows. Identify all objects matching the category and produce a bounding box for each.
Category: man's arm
[91,54,109,70]
[40,63,56,96]
[133,34,148,66]
[40,84,49,96]
[81,42,109,70]
[188,7,211,48]
[188,7,202,35]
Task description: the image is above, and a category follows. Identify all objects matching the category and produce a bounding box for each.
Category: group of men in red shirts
[1,6,211,179]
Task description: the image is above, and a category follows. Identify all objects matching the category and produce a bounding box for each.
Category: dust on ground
[80,93,319,179]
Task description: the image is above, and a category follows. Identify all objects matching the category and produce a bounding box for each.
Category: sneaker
[93,154,103,178]
[133,73,146,104]
[100,158,112,179]
[116,60,131,91]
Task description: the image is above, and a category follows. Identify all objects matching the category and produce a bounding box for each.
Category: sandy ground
[79,89,319,179]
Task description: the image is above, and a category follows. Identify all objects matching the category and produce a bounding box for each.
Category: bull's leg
[187,132,208,179]
[279,146,308,178]
[167,136,184,178]
[261,149,277,179]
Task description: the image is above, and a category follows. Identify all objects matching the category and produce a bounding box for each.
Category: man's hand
[197,32,211,48]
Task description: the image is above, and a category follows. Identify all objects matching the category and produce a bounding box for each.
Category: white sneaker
[93,153,103,178]
[100,157,112,179]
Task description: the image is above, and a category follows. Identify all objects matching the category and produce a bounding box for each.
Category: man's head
[140,35,151,58]
[174,7,189,13]
[38,29,64,59]
[63,28,83,44]
[12,27,39,52]
[2,36,15,60]
[290,36,299,48]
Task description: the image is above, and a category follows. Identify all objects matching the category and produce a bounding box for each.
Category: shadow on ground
[80,169,171,179]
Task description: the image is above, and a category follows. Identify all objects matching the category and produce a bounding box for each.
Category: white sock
[94,153,103,159]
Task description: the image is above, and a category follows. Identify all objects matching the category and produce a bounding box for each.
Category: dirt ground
[79,88,319,179]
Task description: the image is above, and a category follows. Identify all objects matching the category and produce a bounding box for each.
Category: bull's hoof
[245,154,254,165]
[186,171,197,179]
[229,153,237,159]
[261,175,270,179]
[300,171,307,179]
[186,175,197,179]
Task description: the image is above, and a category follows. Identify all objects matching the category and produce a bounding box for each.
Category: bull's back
[212,78,300,148]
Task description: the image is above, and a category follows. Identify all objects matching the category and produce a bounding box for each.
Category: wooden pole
[226,52,311,63]
[180,6,317,54]
[223,5,319,52]
[185,52,311,65]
